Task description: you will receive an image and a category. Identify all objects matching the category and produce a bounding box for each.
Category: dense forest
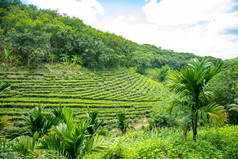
[0,0,238,159]
[0,0,221,73]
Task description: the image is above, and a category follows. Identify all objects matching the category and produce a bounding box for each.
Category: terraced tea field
[0,70,161,132]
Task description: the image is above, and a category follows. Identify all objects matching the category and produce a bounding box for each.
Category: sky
[23,0,238,59]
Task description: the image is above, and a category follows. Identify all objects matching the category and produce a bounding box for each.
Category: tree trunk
[183,122,189,137]
[191,112,198,141]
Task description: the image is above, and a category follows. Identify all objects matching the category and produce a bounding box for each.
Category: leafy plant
[168,58,227,140]
[207,59,238,124]
[0,81,10,92]
[13,132,39,158]
[86,110,104,136]
[72,55,82,65]
[48,53,56,64]
[117,111,129,134]
[0,138,16,159]
[60,54,70,64]
[23,106,55,137]
[228,98,238,112]
[50,106,67,125]
[0,117,10,132]
[148,110,176,130]
[28,48,47,68]
[39,108,106,159]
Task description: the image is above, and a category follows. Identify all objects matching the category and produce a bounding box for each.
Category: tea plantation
[0,70,161,131]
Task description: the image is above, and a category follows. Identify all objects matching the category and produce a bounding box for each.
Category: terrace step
[0,70,161,132]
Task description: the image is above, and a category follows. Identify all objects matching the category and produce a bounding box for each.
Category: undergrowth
[84,125,238,159]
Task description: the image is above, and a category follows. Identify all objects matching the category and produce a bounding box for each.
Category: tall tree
[168,58,227,141]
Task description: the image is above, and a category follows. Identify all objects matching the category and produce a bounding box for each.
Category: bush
[28,48,47,68]
[85,126,238,159]
[86,110,104,136]
[148,109,177,130]
[117,111,129,134]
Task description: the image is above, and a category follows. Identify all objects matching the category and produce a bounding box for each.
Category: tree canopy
[0,1,221,71]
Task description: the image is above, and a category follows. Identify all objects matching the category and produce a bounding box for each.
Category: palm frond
[228,103,238,112]
[91,134,107,152]
[39,107,106,159]
[168,58,223,107]
[198,104,227,126]
[0,81,10,92]
[13,133,39,157]
[23,106,53,137]
[39,131,70,158]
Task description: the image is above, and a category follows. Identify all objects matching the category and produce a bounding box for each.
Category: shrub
[86,110,104,136]
[23,106,54,137]
[85,126,238,159]
[148,109,177,130]
[28,48,47,68]
[117,111,129,134]
[12,132,39,158]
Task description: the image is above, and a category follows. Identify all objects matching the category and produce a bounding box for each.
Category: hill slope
[0,1,220,72]
[0,70,161,132]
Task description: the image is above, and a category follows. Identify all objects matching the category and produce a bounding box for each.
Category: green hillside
[0,1,220,73]
[1,1,238,158]
[0,70,161,132]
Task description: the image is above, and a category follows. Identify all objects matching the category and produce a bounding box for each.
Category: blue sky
[24,0,238,59]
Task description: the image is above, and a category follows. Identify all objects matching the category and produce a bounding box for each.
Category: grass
[84,125,238,159]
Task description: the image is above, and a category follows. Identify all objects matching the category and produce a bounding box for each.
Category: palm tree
[168,58,227,141]
[86,110,104,136]
[23,106,54,137]
[39,108,106,159]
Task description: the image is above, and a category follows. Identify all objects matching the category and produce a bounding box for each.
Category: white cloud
[140,0,238,59]
[142,0,233,26]
[97,0,238,59]
[27,0,104,24]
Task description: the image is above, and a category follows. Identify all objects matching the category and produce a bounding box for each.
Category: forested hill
[0,0,221,72]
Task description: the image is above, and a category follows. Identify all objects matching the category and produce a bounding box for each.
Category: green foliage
[0,116,10,132]
[207,58,238,124]
[86,126,238,159]
[28,48,47,68]
[0,1,220,70]
[12,131,39,158]
[72,55,82,65]
[117,111,129,134]
[1,107,107,159]
[0,70,160,135]
[23,106,55,137]
[228,98,238,112]
[168,58,226,140]
[39,107,106,159]
[0,0,21,9]
[157,65,170,82]
[149,108,176,130]
[50,106,66,124]
[86,110,104,136]
[0,138,17,159]
[0,81,10,92]
[145,65,171,82]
